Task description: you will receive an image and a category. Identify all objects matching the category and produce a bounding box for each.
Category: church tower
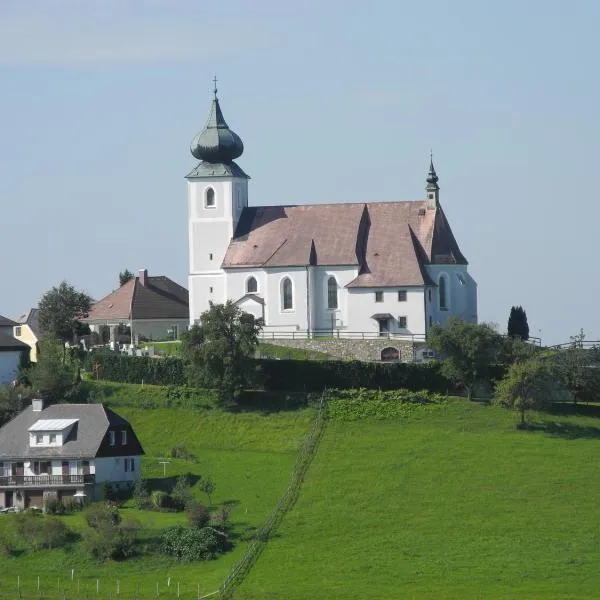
[186,81,249,324]
[426,154,439,209]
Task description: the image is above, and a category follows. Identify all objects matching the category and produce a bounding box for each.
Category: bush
[170,444,196,461]
[85,519,139,562]
[171,475,193,510]
[44,498,66,515]
[186,501,210,529]
[13,512,71,550]
[160,525,225,561]
[102,481,116,502]
[151,490,169,509]
[84,502,121,529]
[132,479,150,509]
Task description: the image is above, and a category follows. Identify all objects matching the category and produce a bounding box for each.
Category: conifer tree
[507,306,530,340]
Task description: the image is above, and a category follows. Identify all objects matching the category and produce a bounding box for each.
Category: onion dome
[190,81,244,164]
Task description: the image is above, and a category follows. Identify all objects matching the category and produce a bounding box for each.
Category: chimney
[138,269,148,286]
[32,399,44,412]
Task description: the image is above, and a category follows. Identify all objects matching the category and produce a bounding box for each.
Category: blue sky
[1,0,598,344]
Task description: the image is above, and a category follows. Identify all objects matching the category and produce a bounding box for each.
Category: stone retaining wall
[264,338,418,362]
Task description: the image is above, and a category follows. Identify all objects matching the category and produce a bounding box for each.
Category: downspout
[306,266,312,338]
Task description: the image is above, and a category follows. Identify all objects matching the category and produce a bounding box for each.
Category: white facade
[0,350,21,385]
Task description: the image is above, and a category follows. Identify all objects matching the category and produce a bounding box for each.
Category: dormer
[28,419,78,448]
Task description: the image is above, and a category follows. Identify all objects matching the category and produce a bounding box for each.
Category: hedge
[85,351,456,392]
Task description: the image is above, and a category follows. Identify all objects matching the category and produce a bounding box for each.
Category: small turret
[426,153,439,209]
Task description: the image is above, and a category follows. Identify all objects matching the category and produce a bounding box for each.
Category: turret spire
[426,152,439,209]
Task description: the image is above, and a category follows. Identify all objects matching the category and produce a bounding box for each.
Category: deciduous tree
[428,318,503,399]
[181,301,260,404]
[38,281,92,342]
[495,357,558,426]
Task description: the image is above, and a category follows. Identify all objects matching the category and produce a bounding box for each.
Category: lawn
[238,400,600,599]
[0,404,315,599]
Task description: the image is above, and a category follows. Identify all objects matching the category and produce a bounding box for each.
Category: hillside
[0,392,315,599]
[238,400,600,599]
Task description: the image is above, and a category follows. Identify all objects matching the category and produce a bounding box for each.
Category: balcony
[0,474,95,488]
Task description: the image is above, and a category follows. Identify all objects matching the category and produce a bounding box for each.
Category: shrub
[13,512,71,550]
[102,481,116,502]
[160,525,225,562]
[132,479,150,509]
[186,501,210,529]
[84,502,121,529]
[44,498,66,515]
[151,490,169,509]
[171,475,193,510]
[170,444,196,461]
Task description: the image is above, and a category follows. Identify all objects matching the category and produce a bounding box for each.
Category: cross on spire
[212,76,218,97]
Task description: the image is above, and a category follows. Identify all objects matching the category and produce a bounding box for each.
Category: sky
[1,0,599,345]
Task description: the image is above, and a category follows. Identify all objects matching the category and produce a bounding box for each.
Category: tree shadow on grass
[524,420,600,440]
[547,402,600,419]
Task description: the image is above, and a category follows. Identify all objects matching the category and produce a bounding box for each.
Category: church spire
[426,152,439,209]
[190,79,244,164]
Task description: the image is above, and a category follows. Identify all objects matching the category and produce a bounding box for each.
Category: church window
[375,291,383,302]
[398,290,407,302]
[237,190,242,209]
[205,187,215,208]
[209,287,213,293]
[327,276,338,310]
[246,276,258,294]
[398,316,407,328]
[439,275,448,310]
[209,253,213,261]
[281,277,293,310]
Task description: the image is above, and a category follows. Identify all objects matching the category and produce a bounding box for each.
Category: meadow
[0,397,315,599]
[238,400,600,599]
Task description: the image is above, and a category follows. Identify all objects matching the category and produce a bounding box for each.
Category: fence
[216,393,327,599]
[0,575,216,599]
[258,329,427,342]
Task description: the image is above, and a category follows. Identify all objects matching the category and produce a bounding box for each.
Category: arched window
[246,276,258,294]
[439,275,448,310]
[381,347,399,362]
[281,277,293,310]
[205,187,215,208]
[327,276,338,309]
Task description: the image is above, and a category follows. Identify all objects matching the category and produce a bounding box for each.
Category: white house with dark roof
[0,399,144,510]
[187,84,477,346]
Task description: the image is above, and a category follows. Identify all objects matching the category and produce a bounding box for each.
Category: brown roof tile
[84,275,188,322]
[223,201,467,288]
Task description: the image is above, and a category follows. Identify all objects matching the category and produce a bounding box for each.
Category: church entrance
[377,318,390,337]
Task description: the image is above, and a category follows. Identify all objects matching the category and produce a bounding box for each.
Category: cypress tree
[507,306,530,340]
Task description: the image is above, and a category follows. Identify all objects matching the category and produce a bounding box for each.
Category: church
[187,85,477,341]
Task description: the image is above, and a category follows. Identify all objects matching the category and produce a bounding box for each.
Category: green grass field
[238,400,600,599]
[0,403,315,599]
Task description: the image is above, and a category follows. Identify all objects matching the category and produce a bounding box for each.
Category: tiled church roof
[223,201,467,288]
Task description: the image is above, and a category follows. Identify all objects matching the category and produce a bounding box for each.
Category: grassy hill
[238,400,600,599]
[0,388,315,599]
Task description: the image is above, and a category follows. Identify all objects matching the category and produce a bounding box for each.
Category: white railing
[258,330,427,342]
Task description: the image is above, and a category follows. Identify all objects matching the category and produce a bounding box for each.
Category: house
[0,399,144,509]
[12,308,42,362]
[0,315,17,337]
[82,269,189,344]
[186,86,477,344]
[0,331,29,385]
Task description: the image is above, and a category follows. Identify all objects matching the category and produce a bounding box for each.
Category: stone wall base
[263,338,426,362]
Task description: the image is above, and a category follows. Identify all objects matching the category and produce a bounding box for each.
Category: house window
[429,315,433,327]
[439,276,448,310]
[428,289,432,302]
[327,276,338,310]
[375,291,383,303]
[14,326,21,336]
[121,430,127,445]
[33,461,51,475]
[109,431,115,446]
[35,434,43,445]
[246,276,258,294]
[124,459,128,472]
[49,434,56,444]
[130,458,135,472]
[398,316,407,328]
[205,187,215,208]
[281,277,293,310]
[398,290,407,302]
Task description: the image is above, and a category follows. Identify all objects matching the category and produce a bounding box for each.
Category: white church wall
[425,264,477,326]
[263,268,309,331]
[189,274,226,324]
[311,266,358,331]
[347,287,427,336]
[190,221,230,273]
